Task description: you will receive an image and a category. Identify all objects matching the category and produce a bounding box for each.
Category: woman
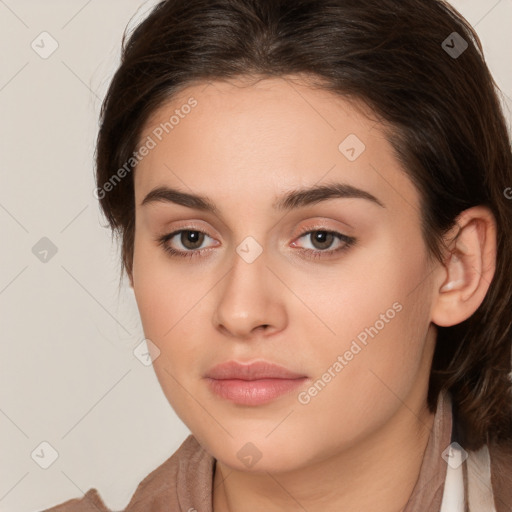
[45,0,512,510]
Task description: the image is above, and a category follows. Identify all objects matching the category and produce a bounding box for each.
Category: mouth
[204,360,308,406]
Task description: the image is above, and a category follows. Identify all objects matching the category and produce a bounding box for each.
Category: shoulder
[123,434,211,511]
[41,489,110,512]
[489,437,512,512]
[40,435,210,512]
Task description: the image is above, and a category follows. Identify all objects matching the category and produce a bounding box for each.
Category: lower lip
[205,377,307,405]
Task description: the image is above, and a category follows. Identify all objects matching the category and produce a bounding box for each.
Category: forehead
[133,76,420,216]
[141,75,377,151]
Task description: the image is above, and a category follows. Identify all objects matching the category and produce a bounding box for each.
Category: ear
[431,206,497,327]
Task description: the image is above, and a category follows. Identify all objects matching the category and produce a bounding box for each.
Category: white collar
[440,442,497,511]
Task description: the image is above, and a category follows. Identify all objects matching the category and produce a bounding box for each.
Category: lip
[205,360,306,380]
[204,360,308,406]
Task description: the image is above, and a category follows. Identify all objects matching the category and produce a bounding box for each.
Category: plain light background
[0,1,511,511]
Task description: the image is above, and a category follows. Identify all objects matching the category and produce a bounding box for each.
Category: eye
[157,229,217,259]
[291,228,356,260]
[156,227,357,261]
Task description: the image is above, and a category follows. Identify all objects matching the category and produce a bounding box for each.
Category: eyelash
[156,226,357,261]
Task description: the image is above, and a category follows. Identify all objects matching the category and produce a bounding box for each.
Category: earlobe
[431,206,497,328]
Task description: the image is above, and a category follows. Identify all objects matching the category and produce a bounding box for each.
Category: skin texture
[129,75,496,512]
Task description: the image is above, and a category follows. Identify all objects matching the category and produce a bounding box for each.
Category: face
[131,75,438,472]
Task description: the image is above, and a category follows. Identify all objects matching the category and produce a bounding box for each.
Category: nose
[212,248,287,339]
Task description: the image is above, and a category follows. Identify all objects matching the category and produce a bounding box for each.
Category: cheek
[341,239,432,384]
[305,228,430,344]
[131,242,209,427]
[132,231,190,336]
[306,231,433,386]
[131,234,211,371]
[284,242,434,452]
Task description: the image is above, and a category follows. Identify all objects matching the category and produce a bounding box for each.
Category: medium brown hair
[95,0,512,450]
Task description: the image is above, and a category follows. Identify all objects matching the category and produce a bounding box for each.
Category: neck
[213,399,436,512]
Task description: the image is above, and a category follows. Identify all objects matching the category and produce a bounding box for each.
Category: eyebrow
[141,182,385,212]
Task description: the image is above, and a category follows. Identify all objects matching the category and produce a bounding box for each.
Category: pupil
[313,231,332,249]
[182,231,203,249]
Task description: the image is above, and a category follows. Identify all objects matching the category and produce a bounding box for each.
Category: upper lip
[205,360,306,380]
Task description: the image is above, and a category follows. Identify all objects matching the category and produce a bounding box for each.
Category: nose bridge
[213,236,286,337]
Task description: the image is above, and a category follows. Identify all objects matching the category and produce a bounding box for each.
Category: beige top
[43,391,512,512]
